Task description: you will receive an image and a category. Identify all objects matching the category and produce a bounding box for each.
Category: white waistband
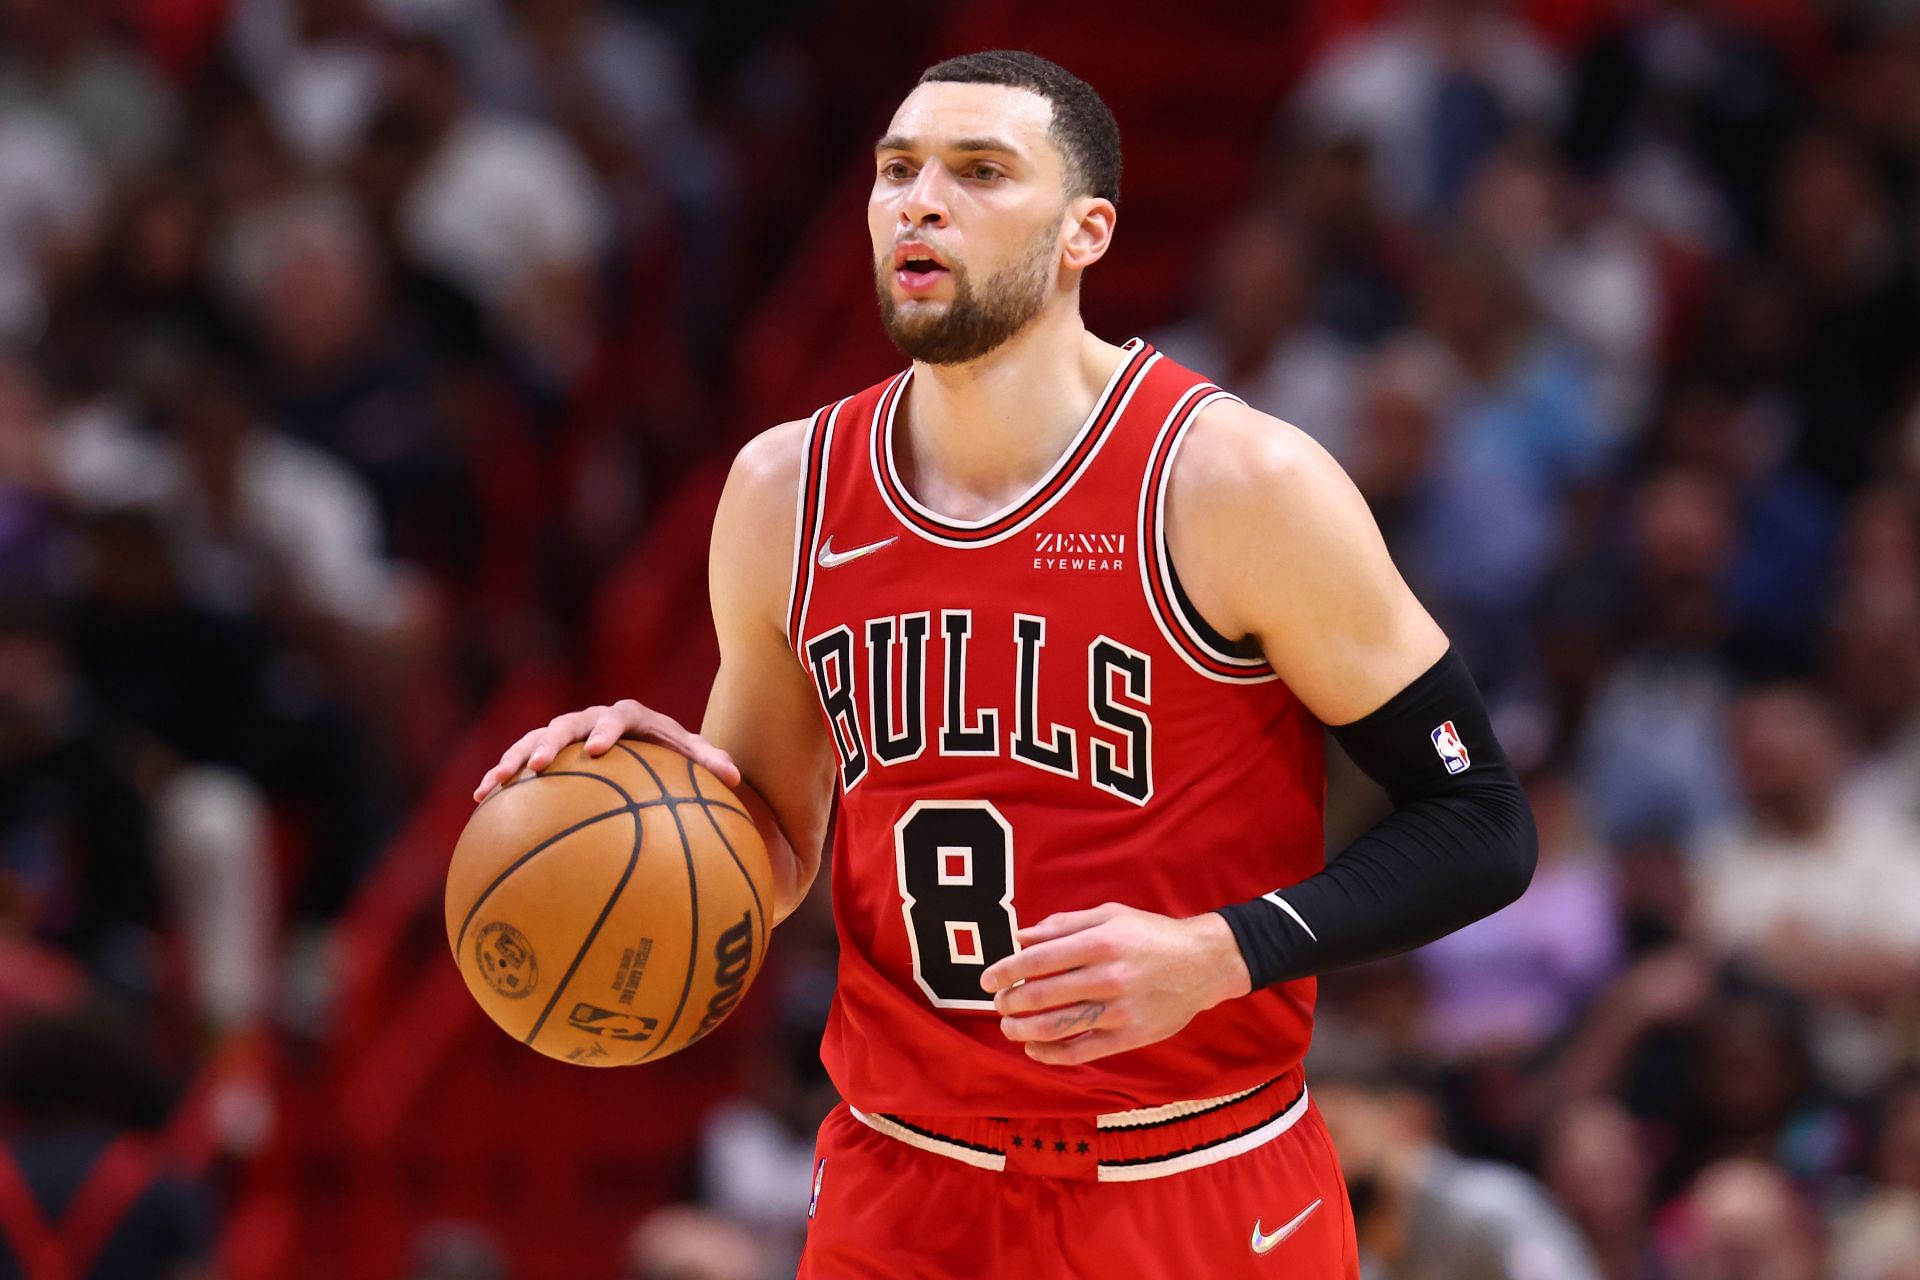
[845,1082,1310,1183]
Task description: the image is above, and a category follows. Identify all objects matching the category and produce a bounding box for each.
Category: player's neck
[897,317,1127,522]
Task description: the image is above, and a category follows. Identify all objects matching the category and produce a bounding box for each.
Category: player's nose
[901,164,950,227]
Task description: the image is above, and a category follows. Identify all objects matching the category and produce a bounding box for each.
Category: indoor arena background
[1,0,1917,1276]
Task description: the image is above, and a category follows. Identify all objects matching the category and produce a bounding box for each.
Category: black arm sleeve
[1216,648,1537,988]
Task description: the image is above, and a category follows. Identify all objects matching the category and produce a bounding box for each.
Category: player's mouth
[893,241,951,294]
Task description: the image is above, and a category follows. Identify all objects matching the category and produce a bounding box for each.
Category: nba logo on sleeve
[1430,721,1470,774]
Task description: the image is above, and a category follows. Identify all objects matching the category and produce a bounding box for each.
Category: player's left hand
[980,903,1253,1065]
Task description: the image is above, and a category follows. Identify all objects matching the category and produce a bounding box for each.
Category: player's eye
[970,164,1003,181]
[881,160,913,181]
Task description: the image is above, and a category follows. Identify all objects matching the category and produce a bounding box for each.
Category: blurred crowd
[1148,3,1920,1280]
[0,0,857,1272]
[0,0,1918,1276]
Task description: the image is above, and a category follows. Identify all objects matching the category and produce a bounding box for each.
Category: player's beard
[874,222,1058,366]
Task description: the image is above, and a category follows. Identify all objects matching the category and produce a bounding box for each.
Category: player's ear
[1060,195,1115,273]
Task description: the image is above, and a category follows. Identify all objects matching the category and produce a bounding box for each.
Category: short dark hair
[917,50,1122,204]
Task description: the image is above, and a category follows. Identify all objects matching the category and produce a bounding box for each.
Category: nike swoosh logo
[818,535,897,569]
[1250,1198,1321,1255]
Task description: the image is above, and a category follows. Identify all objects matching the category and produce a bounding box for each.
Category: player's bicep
[702,424,836,910]
[1171,404,1447,727]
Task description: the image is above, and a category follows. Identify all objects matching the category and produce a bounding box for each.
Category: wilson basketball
[446,739,772,1066]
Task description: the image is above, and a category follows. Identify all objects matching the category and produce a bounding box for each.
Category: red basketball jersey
[786,338,1325,1117]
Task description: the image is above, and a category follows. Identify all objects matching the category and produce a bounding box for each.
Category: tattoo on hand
[1057,1003,1104,1035]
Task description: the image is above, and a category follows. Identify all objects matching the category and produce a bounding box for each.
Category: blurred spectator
[1414,771,1622,1062]
[1831,1190,1920,1280]
[1264,130,1415,344]
[1765,129,1920,498]
[625,1205,765,1280]
[379,30,611,383]
[1870,1074,1920,1195]
[457,0,694,172]
[0,109,100,347]
[1690,685,1920,1090]
[222,187,485,597]
[0,1009,214,1279]
[1657,1158,1822,1280]
[697,963,836,1277]
[0,600,160,995]
[1561,0,1804,252]
[1154,212,1360,462]
[0,0,181,178]
[1316,1072,1603,1280]
[1647,377,1836,678]
[1541,1098,1662,1280]
[1460,140,1661,433]
[1295,0,1564,221]
[1396,235,1610,639]
[407,1222,513,1280]
[228,0,387,167]
[1578,468,1739,844]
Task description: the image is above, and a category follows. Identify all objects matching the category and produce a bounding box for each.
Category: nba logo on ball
[1430,721,1471,774]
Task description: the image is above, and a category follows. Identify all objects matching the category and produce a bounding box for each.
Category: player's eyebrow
[875,134,1023,158]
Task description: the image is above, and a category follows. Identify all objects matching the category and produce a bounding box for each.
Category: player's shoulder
[1172,396,1344,514]
[728,417,812,496]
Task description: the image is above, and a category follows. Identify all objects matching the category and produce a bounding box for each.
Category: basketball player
[476,51,1537,1278]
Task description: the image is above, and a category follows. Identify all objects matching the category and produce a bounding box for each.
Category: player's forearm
[1217,648,1538,987]
[732,775,823,925]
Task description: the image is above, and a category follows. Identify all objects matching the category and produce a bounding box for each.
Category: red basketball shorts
[797,1067,1359,1279]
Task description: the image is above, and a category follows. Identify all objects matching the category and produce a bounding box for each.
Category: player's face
[870,82,1072,365]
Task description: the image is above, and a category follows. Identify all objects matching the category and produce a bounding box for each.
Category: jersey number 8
[893,800,1018,1008]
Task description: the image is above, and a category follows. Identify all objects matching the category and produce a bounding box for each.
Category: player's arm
[982,400,1536,1063]
[472,421,836,925]
[698,422,838,923]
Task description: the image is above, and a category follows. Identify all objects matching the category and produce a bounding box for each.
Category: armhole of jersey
[785,403,838,654]
[1137,387,1281,684]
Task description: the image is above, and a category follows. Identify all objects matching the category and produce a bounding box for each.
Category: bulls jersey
[786,338,1325,1117]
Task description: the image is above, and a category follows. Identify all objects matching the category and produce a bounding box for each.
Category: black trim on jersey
[1165,555,1263,661]
[877,1114,1005,1157]
[1096,1084,1307,1167]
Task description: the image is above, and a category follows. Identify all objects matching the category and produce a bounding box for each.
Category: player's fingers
[999,1001,1112,1044]
[1014,903,1127,946]
[992,967,1119,1017]
[679,734,742,788]
[634,715,741,788]
[1024,1029,1128,1066]
[527,709,603,771]
[583,709,627,755]
[645,725,733,786]
[472,731,541,802]
[981,930,1111,993]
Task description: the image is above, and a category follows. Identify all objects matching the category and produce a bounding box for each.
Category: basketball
[446,740,773,1067]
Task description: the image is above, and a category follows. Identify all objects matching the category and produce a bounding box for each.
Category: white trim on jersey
[1095,1081,1266,1129]
[782,406,826,651]
[847,1106,1009,1172]
[1134,386,1282,684]
[788,398,847,652]
[1095,1086,1310,1183]
[870,343,1161,549]
[848,1083,1312,1182]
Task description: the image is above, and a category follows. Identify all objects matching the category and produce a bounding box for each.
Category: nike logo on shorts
[818,535,897,569]
[1250,1198,1321,1254]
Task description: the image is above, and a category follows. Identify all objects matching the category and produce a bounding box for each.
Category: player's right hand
[472,701,742,803]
